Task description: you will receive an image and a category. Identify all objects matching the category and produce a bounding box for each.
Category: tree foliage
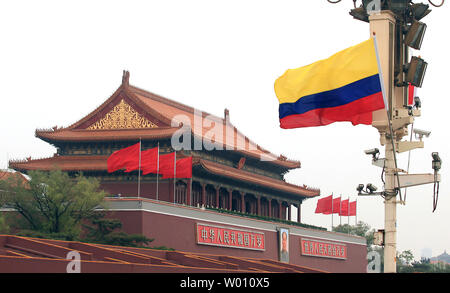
[397,250,414,265]
[397,257,450,273]
[332,221,376,250]
[0,170,167,249]
[0,170,106,238]
[0,214,9,234]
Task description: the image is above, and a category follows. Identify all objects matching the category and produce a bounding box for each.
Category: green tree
[0,214,9,234]
[333,221,385,272]
[397,250,414,265]
[398,257,450,273]
[0,170,106,239]
[333,221,376,250]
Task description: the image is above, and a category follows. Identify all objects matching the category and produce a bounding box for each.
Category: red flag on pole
[126,147,158,173]
[157,152,176,177]
[324,197,341,214]
[107,142,140,173]
[339,198,349,216]
[315,195,333,214]
[349,200,357,216]
[163,157,192,179]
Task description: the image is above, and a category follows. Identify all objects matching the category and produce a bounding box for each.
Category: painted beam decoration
[301,238,347,260]
[196,223,265,251]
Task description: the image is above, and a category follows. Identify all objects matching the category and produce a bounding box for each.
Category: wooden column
[279,201,283,219]
[288,203,292,221]
[215,186,220,209]
[169,179,174,203]
[240,192,245,213]
[201,183,206,207]
[297,202,302,223]
[268,198,272,218]
[186,179,191,206]
[257,195,261,216]
[228,189,232,211]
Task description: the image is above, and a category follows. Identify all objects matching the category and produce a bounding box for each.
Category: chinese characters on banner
[196,223,265,251]
[301,238,347,260]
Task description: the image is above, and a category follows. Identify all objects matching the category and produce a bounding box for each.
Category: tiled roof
[8,155,318,197]
[35,127,180,142]
[197,159,319,198]
[130,85,299,168]
[35,75,300,169]
[9,155,108,171]
[0,170,29,184]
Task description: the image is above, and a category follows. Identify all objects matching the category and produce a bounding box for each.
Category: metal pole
[370,12,399,273]
[173,151,176,204]
[331,193,334,231]
[156,142,159,201]
[138,138,141,198]
[347,197,350,234]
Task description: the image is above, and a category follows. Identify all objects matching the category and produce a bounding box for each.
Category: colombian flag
[275,38,385,129]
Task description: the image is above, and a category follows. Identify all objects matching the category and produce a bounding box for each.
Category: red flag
[324,197,341,214]
[107,142,140,173]
[158,152,176,177]
[125,146,158,173]
[339,199,349,216]
[162,157,192,179]
[349,200,357,216]
[315,195,332,214]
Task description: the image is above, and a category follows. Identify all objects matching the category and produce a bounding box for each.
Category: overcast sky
[1,0,448,260]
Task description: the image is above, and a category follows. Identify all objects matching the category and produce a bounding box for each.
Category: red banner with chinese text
[196,223,265,251]
[301,238,347,259]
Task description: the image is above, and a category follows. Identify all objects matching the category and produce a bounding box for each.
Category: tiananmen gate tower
[7,71,367,273]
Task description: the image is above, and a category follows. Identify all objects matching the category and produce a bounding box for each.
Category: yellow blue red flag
[275,38,385,129]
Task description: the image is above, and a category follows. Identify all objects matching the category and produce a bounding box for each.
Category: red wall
[107,209,367,273]
[101,181,171,201]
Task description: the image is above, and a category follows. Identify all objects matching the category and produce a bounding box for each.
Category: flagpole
[348,197,350,234]
[156,142,159,201]
[331,193,334,231]
[173,151,176,204]
[339,194,342,226]
[138,138,142,199]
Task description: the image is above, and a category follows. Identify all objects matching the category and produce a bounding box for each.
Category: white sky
[1,0,449,260]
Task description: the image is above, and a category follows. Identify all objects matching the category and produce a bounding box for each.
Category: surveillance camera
[357,184,364,192]
[432,152,442,172]
[364,148,380,155]
[432,152,440,161]
[413,128,431,137]
[414,96,421,109]
[366,183,378,193]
